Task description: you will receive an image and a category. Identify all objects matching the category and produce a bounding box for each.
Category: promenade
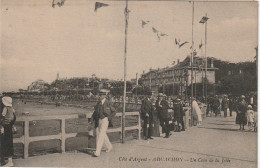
[14,112,257,168]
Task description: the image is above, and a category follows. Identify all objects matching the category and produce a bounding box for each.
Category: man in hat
[156,94,171,138]
[173,98,185,132]
[235,95,247,130]
[140,95,154,140]
[92,91,117,157]
[212,95,220,117]
[228,95,234,117]
[222,95,229,118]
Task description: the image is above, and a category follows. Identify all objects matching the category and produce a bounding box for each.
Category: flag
[52,0,66,8]
[95,2,109,12]
[199,16,209,24]
[141,20,149,28]
[179,41,189,48]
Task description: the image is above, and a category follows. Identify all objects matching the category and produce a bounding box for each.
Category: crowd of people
[140,93,204,140]
[207,94,257,131]
[0,91,257,164]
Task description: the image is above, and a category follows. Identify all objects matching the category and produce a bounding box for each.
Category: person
[0,97,16,167]
[228,96,233,117]
[206,96,212,117]
[235,95,248,131]
[140,95,154,140]
[173,98,185,132]
[192,98,202,126]
[212,96,220,117]
[222,96,229,118]
[0,94,4,166]
[254,110,258,132]
[247,105,254,131]
[157,94,171,138]
[248,93,254,107]
[92,92,117,157]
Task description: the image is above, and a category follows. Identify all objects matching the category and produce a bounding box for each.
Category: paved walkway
[14,112,257,168]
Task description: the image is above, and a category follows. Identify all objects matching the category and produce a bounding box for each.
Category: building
[140,56,217,95]
[27,79,48,92]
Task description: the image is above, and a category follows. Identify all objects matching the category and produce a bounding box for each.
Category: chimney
[177,59,180,64]
[211,58,214,68]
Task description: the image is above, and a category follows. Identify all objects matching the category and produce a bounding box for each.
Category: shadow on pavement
[207,123,235,126]
[78,149,94,156]
[198,127,257,133]
[198,127,239,132]
[220,120,236,123]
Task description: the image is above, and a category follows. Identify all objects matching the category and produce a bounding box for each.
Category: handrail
[14,112,141,159]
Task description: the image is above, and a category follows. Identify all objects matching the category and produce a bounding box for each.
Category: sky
[0,0,258,92]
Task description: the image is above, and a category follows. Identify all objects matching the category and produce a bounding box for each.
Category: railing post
[138,113,141,140]
[24,121,29,159]
[61,119,66,153]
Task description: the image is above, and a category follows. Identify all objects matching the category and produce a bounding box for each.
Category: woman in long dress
[1,97,16,167]
[192,98,202,126]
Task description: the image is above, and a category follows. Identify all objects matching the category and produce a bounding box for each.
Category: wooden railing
[14,112,141,159]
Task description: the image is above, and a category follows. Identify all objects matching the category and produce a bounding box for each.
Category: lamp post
[200,14,209,106]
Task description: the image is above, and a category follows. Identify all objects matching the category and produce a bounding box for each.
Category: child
[247,105,254,131]
[1,96,16,167]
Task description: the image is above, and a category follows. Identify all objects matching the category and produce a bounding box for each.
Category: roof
[141,56,218,77]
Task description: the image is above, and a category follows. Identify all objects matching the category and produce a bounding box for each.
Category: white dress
[192,100,202,122]
[247,110,254,123]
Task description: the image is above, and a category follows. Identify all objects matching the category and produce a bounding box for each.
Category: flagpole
[136,73,138,98]
[122,0,129,144]
[190,1,194,127]
[205,13,208,107]
[201,43,204,98]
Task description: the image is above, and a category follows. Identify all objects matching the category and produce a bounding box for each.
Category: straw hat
[241,95,245,99]
[2,96,12,107]
[248,105,253,109]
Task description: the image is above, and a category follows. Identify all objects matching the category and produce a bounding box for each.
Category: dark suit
[212,97,220,116]
[140,98,153,139]
[228,98,233,116]
[91,99,117,128]
[157,99,170,136]
[173,102,185,131]
[222,98,229,117]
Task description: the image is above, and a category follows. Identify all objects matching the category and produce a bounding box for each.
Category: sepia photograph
[0,0,258,167]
